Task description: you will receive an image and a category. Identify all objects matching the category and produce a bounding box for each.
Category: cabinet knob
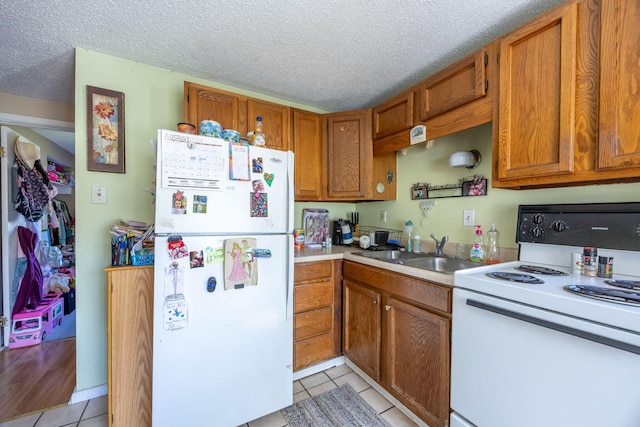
[385,305,391,311]
[373,299,377,304]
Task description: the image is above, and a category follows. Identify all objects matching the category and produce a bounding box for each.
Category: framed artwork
[87,86,125,173]
[463,178,488,196]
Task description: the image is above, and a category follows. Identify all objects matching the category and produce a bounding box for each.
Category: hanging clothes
[12,226,43,315]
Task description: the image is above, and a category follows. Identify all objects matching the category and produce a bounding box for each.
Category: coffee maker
[331,219,352,245]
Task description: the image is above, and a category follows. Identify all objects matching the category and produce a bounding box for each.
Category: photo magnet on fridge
[250,192,268,217]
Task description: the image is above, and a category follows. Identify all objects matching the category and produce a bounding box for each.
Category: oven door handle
[466,299,640,356]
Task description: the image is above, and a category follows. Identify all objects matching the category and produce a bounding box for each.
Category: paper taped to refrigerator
[160,131,225,189]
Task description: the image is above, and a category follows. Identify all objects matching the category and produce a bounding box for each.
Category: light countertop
[294,244,457,286]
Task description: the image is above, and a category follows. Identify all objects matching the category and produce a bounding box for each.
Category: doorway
[0,122,76,421]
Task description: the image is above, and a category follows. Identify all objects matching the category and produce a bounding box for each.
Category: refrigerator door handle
[287,151,294,233]
[286,234,294,320]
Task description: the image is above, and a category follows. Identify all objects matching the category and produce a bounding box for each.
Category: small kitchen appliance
[331,219,353,245]
[450,202,640,427]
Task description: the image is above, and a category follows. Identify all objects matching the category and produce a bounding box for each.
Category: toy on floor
[9,293,64,348]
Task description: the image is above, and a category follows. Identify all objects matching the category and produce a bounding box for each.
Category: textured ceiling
[1,0,564,114]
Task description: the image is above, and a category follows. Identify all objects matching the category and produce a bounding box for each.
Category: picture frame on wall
[87,85,125,173]
[463,178,487,196]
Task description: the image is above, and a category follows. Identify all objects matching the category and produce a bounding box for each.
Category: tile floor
[0,364,419,427]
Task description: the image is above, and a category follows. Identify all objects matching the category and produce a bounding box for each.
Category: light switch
[463,209,474,226]
[92,186,107,204]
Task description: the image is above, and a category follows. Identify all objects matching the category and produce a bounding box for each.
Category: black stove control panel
[517,203,640,251]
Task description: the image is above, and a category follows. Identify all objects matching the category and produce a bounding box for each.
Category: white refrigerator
[152,130,294,426]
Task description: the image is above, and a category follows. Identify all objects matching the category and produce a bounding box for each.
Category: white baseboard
[69,384,108,405]
[293,356,345,381]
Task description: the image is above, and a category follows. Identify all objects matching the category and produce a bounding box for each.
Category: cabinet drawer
[294,281,333,313]
[295,261,333,283]
[343,261,451,314]
[293,332,334,371]
[294,306,333,341]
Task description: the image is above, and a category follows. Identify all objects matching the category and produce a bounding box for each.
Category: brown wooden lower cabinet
[343,260,451,427]
[105,265,154,427]
[293,260,342,371]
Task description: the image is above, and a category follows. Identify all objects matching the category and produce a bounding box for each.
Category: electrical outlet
[380,210,387,223]
[463,209,474,226]
[92,186,107,204]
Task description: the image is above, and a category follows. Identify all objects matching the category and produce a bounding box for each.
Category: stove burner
[516,265,568,276]
[486,272,544,284]
[605,280,640,291]
[565,285,640,307]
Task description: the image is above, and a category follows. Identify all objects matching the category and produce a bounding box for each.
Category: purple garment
[12,226,43,315]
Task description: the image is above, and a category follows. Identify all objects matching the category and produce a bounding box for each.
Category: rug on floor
[282,384,392,427]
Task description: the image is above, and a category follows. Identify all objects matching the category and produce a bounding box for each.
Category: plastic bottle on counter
[486,224,500,264]
[469,225,485,262]
[413,235,421,253]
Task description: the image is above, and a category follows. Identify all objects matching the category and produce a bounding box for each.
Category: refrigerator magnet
[193,195,207,213]
[223,238,258,289]
[249,192,268,217]
[172,191,187,214]
[168,238,189,260]
[252,180,265,192]
[263,172,275,187]
[252,157,263,173]
[189,250,204,268]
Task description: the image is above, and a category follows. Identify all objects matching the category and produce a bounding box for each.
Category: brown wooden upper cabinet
[373,43,494,155]
[598,0,640,171]
[493,0,640,189]
[292,108,323,201]
[373,90,416,140]
[184,81,291,151]
[324,110,396,201]
[420,48,488,121]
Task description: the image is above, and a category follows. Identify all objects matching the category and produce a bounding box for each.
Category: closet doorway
[0,123,76,422]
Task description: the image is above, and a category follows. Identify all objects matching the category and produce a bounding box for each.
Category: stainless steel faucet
[430,233,449,255]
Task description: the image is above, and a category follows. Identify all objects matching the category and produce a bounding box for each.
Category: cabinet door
[495,3,578,180]
[184,82,241,132]
[247,99,291,151]
[324,110,372,200]
[107,266,154,427]
[420,48,488,120]
[292,109,323,200]
[373,90,415,140]
[598,0,640,170]
[343,279,381,380]
[384,297,450,427]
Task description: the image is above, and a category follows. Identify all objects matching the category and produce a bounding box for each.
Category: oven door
[451,288,640,427]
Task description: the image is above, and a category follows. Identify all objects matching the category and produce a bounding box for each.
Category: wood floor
[0,338,76,423]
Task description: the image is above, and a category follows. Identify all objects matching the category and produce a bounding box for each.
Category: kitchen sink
[354,250,427,261]
[401,256,481,274]
[353,250,481,274]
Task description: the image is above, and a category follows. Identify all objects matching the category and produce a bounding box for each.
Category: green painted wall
[355,123,640,248]
[74,48,640,391]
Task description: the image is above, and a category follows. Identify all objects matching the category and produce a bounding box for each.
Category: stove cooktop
[454,261,640,332]
[565,284,640,307]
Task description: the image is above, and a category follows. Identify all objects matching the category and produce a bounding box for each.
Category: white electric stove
[450,203,640,427]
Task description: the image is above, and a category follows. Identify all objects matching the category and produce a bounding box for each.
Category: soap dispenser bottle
[469,225,485,262]
[486,223,500,264]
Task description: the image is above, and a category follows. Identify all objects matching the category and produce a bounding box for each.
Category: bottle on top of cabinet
[248,116,266,147]
[469,225,485,262]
